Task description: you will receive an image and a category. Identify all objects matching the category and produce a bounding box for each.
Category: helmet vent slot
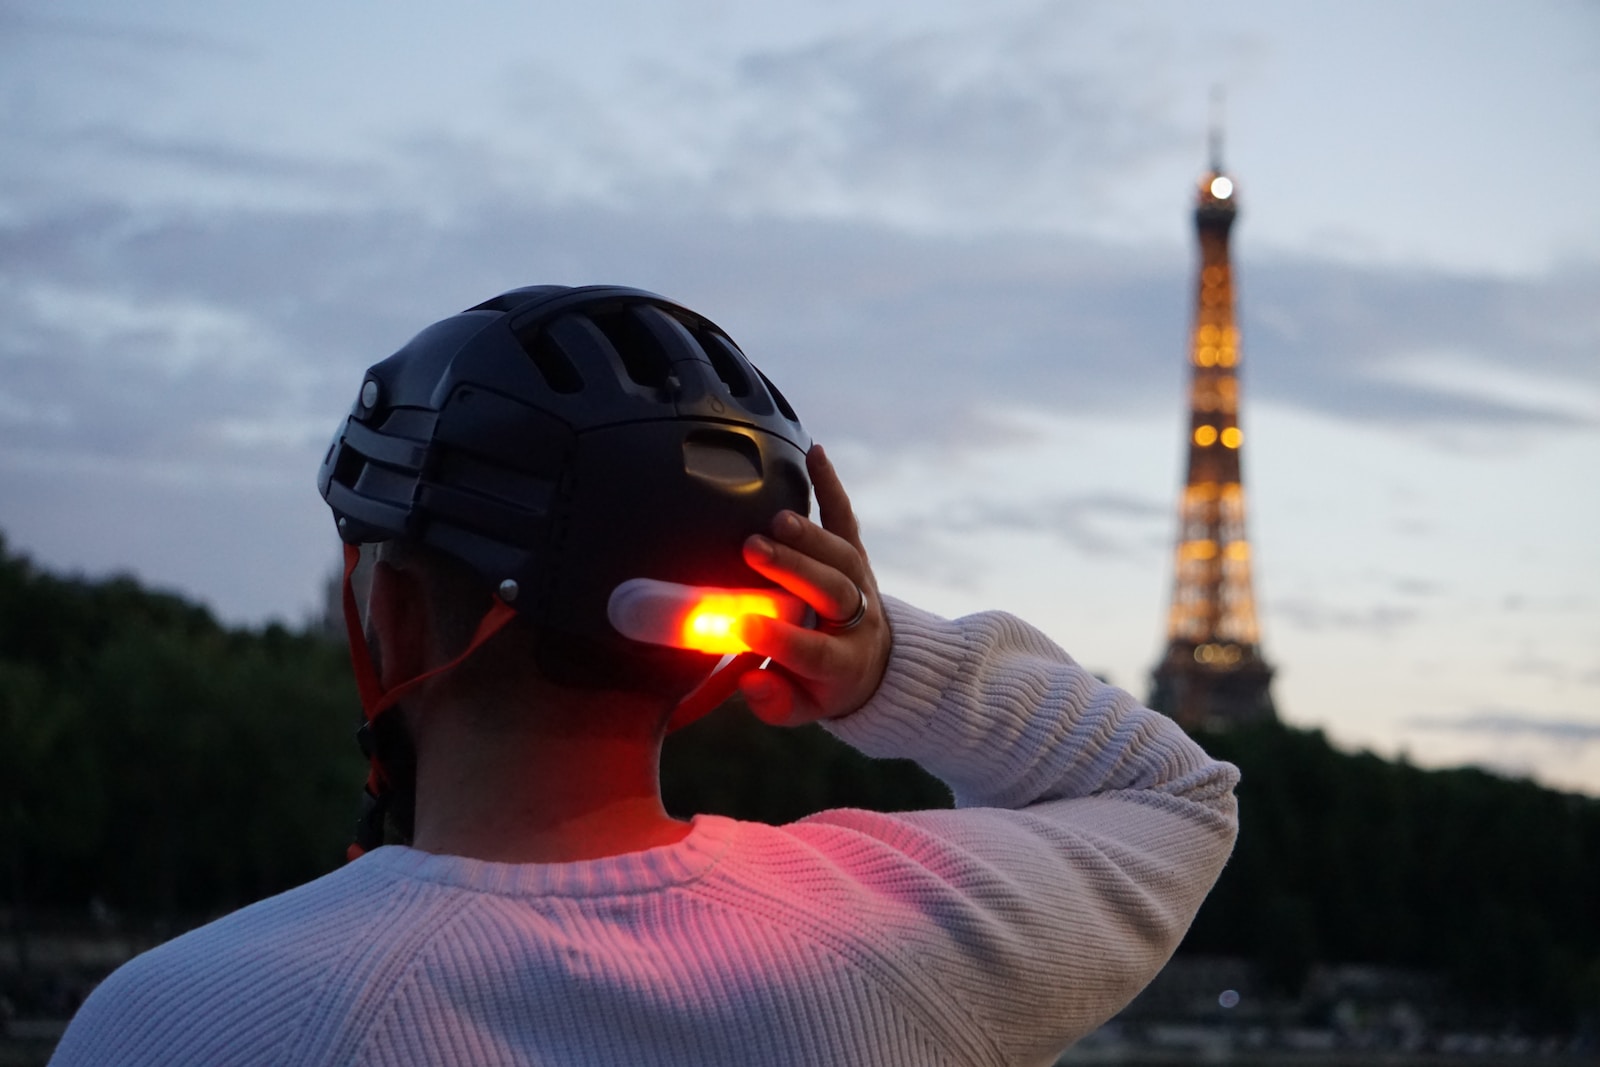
[757,369,800,423]
[331,446,366,490]
[376,408,438,439]
[697,330,753,398]
[682,429,763,490]
[520,332,585,394]
[353,463,417,505]
[590,308,672,388]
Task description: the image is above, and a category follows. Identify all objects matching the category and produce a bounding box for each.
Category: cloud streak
[0,5,251,58]
[1406,713,1600,745]
[1269,597,1419,634]
[2,192,1592,493]
[870,490,1168,581]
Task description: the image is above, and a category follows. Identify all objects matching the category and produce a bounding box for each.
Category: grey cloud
[1499,593,1593,614]
[865,491,1167,590]
[374,126,1600,438]
[711,11,1181,227]
[60,125,383,189]
[1,458,335,628]
[1405,713,1600,745]
[479,2,1187,234]
[0,198,1190,474]
[1503,654,1573,683]
[0,269,351,502]
[1270,597,1419,633]
[1389,576,1443,597]
[0,6,251,58]
[1243,261,1600,427]
[3,182,1596,503]
[946,493,1167,558]
[4,1,1592,462]
[860,519,982,593]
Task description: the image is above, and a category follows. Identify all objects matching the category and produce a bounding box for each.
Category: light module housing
[608,578,813,655]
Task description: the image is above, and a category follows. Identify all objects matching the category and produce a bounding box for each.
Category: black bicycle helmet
[318,284,813,691]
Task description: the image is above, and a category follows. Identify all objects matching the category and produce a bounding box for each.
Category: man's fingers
[768,508,860,577]
[728,443,888,729]
[743,532,862,625]
[739,668,808,727]
[808,444,863,552]
[737,614,840,683]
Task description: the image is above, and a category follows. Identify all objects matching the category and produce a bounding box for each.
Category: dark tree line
[1,533,1596,1027]
[0,535,360,926]
[1185,722,1600,1027]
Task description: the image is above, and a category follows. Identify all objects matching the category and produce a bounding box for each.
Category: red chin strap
[666,651,764,733]
[340,543,517,860]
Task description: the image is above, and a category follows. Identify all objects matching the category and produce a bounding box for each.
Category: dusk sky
[3,1,1597,794]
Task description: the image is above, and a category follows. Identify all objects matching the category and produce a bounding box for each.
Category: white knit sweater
[51,598,1238,1067]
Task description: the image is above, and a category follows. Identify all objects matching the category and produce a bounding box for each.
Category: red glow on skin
[680,593,784,654]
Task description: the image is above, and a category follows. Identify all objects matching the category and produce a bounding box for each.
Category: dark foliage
[663,699,951,824]
[1184,721,1600,1027]
[0,534,362,925]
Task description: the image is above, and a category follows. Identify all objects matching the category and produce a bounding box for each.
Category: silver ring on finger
[821,581,868,633]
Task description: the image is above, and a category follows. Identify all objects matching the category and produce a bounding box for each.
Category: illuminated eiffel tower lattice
[1149,138,1276,731]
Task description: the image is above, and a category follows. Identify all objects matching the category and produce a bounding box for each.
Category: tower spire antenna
[1208,85,1226,173]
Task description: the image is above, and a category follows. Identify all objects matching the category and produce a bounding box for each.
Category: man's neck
[408,702,691,864]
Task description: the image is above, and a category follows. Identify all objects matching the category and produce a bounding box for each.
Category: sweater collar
[354,813,738,897]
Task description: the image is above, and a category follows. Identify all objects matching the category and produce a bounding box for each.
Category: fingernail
[776,511,801,537]
[747,535,774,560]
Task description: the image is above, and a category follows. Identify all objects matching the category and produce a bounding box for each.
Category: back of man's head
[319,285,812,850]
[321,284,812,695]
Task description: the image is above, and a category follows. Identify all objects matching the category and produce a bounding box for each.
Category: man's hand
[736,444,891,727]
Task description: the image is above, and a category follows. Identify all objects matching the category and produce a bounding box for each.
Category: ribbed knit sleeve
[805,596,1240,1063]
[828,596,1238,815]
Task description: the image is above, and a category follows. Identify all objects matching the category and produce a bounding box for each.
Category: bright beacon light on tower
[1209,176,1234,200]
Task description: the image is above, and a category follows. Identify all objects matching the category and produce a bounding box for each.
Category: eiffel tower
[1149,131,1276,731]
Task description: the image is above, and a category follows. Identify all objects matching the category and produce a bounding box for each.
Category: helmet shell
[318,285,811,685]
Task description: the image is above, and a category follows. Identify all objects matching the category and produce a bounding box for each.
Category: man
[52,286,1238,1066]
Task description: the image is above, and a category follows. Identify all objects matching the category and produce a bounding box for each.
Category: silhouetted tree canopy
[1185,722,1600,1027]
[0,534,360,924]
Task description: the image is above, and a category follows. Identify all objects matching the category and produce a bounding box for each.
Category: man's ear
[366,560,433,691]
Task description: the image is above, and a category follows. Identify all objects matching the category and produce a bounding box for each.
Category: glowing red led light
[608,578,809,653]
[680,593,784,654]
